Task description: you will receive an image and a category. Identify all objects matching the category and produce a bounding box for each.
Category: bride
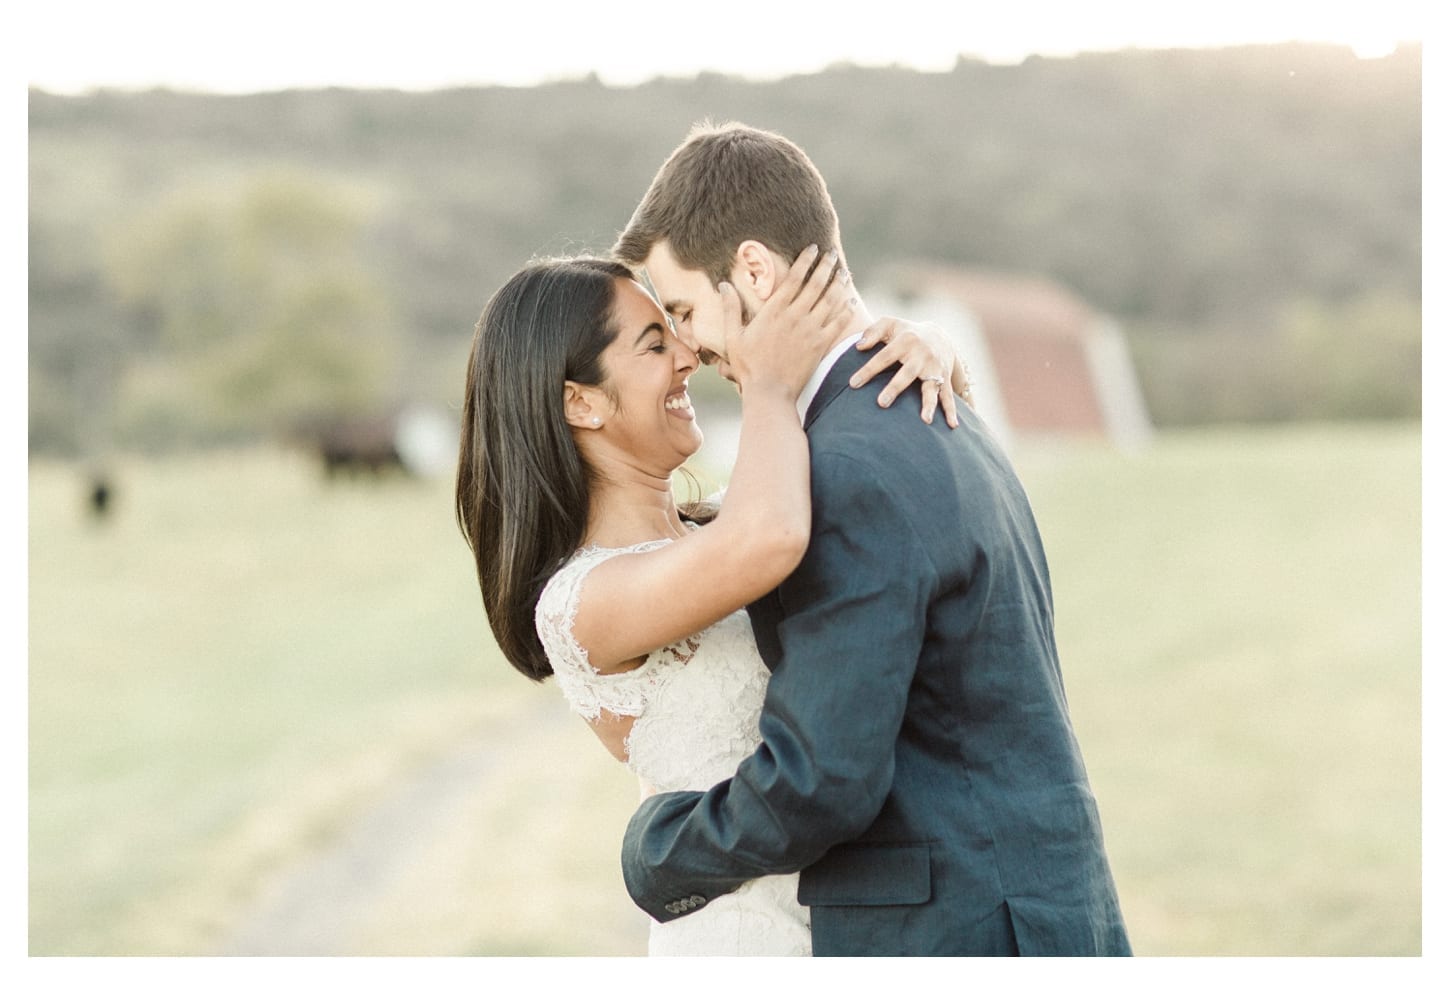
[455,246,967,955]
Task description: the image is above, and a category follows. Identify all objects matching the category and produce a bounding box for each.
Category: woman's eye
[650,344,668,354]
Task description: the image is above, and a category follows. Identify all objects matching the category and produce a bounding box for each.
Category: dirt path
[218,699,648,955]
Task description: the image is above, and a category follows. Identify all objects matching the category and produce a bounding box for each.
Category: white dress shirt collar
[796,332,865,424]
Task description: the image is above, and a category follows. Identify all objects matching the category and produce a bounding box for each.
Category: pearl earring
[591,416,602,427]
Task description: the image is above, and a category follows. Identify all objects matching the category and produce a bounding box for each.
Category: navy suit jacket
[621,346,1131,956]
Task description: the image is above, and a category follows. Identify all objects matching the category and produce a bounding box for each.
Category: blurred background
[25,0,1426,958]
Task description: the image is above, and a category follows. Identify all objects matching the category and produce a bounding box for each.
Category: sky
[21,0,1431,94]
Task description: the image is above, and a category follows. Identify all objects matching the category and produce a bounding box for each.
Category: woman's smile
[665,385,695,420]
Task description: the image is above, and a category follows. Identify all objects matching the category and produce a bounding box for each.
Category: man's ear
[733,240,781,304]
[562,381,606,431]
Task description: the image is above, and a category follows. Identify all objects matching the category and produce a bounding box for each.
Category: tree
[103,170,398,447]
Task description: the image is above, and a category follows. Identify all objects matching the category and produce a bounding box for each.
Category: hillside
[28,43,1422,450]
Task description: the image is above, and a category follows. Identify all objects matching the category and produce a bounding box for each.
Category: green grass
[28,422,1421,955]
[1022,422,1422,955]
[28,449,554,954]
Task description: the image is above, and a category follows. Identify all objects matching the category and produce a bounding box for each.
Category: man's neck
[832,292,874,349]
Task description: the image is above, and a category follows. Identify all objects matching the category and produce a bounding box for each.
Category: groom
[612,122,1131,956]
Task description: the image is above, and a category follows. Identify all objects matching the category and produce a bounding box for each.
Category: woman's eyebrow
[633,323,666,346]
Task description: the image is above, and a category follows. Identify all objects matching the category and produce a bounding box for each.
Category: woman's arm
[570,247,851,671]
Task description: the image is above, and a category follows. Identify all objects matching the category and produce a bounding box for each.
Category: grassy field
[27,421,1421,956]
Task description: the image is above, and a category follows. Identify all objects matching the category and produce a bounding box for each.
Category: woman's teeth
[666,395,691,411]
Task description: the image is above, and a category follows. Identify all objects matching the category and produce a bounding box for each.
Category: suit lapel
[746,594,786,671]
[745,346,878,670]
[804,345,872,431]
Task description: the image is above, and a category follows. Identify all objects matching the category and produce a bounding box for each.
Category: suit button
[689,895,706,907]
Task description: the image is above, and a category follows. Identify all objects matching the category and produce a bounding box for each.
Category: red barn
[868,265,1152,453]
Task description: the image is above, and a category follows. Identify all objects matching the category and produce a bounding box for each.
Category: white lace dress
[535,536,812,957]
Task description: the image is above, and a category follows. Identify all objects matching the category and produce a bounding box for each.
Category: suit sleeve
[621,450,936,921]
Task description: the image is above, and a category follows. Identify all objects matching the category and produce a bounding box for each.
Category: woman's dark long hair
[455,257,631,681]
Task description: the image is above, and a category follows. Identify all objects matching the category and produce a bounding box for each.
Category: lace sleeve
[535,548,648,721]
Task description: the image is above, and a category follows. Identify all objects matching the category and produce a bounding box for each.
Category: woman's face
[593,278,703,471]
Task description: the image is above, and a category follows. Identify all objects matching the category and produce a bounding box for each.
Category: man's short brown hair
[613,121,841,285]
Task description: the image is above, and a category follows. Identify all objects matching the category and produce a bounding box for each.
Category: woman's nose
[675,337,700,373]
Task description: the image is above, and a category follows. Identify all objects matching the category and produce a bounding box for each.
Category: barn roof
[876,263,1097,341]
[870,262,1149,446]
